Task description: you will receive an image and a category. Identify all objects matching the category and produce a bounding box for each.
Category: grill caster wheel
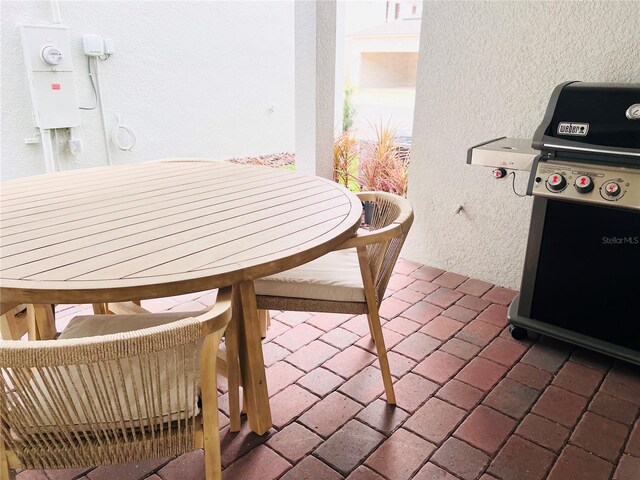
[510,325,528,341]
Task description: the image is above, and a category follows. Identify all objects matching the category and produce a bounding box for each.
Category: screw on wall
[454,205,464,215]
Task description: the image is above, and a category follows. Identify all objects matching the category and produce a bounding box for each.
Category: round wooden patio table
[0,159,363,435]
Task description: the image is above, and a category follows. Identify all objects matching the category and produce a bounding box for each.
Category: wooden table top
[0,160,363,306]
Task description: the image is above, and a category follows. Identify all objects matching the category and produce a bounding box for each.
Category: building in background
[341,0,422,140]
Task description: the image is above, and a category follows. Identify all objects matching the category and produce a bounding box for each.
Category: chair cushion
[254,248,365,302]
[28,311,205,429]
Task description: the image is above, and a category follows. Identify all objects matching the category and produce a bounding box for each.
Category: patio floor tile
[392,287,426,304]
[314,420,385,476]
[365,428,436,480]
[430,437,490,480]
[436,379,484,411]
[389,372,438,413]
[279,456,341,480]
[23,259,640,480]
[570,412,629,462]
[515,413,571,453]
[413,462,458,480]
[284,339,339,372]
[339,365,385,404]
[404,397,466,445]
[296,367,343,397]
[402,300,443,324]
[393,332,441,362]
[456,278,494,297]
[479,337,529,367]
[482,377,539,419]
[588,391,640,426]
[424,287,464,309]
[487,435,556,480]
[410,265,445,282]
[531,385,588,428]
[456,320,502,347]
[440,337,482,361]
[455,357,508,392]
[265,422,322,463]
[454,405,516,455]
[442,304,478,323]
[320,327,360,349]
[298,391,362,438]
[456,294,492,312]
[356,399,410,435]
[475,304,509,328]
[481,286,518,305]
[432,271,468,289]
[323,345,376,378]
[269,384,319,429]
[413,350,466,385]
[624,423,640,456]
[552,361,605,397]
[506,363,553,390]
[221,445,290,480]
[547,445,614,480]
[419,315,464,341]
[615,454,640,480]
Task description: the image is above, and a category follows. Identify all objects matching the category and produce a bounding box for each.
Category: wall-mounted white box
[19,24,80,129]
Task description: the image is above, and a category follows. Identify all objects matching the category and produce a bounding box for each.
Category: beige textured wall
[360,52,418,88]
[406,1,640,288]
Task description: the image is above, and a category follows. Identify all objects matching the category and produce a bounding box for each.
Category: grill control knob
[547,173,566,192]
[604,182,621,197]
[575,175,594,193]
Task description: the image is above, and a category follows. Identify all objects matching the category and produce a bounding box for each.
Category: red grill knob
[604,182,621,197]
[575,176,594,193]
[547,173,566,192]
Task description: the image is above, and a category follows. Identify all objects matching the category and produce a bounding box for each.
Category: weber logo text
[558,122,589,136]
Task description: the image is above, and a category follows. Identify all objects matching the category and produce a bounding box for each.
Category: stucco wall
[1,1,294,181]
[406,1,640,288]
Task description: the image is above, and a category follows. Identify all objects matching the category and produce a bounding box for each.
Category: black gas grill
[508,82,640,364]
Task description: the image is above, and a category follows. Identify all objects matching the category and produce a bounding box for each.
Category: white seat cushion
[26,311,204,429]
[254,248,365,302]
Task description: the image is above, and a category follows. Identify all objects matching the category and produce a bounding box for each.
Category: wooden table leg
[226,294,242,432]
[235,281,272,435]
[33,304,56,340]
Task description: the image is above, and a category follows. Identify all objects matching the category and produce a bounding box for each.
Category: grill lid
[533,82,640,164]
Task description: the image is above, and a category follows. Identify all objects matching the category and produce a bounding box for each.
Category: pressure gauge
[41,45,63,66]
[626,103,640,120]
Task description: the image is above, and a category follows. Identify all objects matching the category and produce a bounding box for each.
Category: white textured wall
[1,1,294,181]
[294,0,336,178]
[406,1,640,288]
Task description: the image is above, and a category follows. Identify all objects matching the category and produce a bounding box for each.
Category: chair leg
[226,299,242,432]
[201,333,223,480]
[92,303,108,314]
[258,309,270,338]
[367,310,396,405]
[1,438,13,480]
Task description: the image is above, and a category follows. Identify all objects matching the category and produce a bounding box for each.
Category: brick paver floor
[17,259,640,480]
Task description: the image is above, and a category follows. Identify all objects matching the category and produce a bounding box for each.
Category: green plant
[333,131,359,191]
[342,85,357,133]
[357,121,409,197]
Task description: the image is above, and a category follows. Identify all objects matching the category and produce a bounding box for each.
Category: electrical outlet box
[19,24,80,129]
[83,34,104,56]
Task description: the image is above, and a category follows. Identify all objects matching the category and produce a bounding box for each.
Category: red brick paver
[26,260,640,480]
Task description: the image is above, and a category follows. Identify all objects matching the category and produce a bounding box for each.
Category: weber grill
[508,82,640,364]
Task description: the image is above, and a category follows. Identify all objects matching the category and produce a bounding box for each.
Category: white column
[294,0,337,179]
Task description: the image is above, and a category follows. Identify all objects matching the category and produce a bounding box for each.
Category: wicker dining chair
[0,287,233,480]
[251,191,414,407]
